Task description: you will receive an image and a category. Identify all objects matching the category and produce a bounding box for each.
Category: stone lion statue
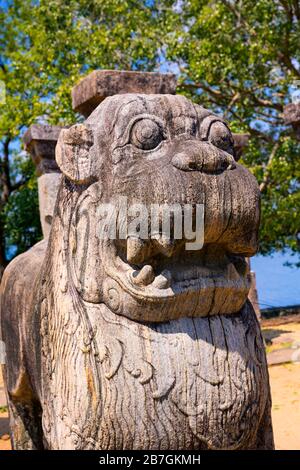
[0,94,274,449]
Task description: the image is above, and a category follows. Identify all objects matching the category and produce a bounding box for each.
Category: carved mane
[37,177,271,450]
[1,93,273,450]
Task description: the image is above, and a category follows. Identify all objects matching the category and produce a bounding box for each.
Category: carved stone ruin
[247,262,261,320]
[23,125,63,238]
[283,102,300,140]
[0,70,274,450]
[72,69,177,117]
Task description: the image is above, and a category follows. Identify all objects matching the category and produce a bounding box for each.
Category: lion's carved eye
[130,118,164,150]
[208,122,234,153]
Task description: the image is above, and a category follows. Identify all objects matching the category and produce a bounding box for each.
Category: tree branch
[293,0,300,20]
[278,0,294,22]
[259,141,280,193]
[249,128,275,144]
[10,176,30,192]
[278,50,300,78]
[180,81,283,112]
[223,92,241,119]
[0,55,7,74]
[221,0,257,36]
[179,81,225,98]
[236,87,283,111]
[0,137,12,271]
[276,17,300,78]
[0,137,12,205]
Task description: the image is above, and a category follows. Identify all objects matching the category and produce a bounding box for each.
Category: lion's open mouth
[101,239,251,322]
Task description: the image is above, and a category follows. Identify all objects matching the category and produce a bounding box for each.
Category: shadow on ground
[0,415,9,436]
[262,328,292,345]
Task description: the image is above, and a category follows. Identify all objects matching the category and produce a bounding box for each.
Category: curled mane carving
[1,93,273,450]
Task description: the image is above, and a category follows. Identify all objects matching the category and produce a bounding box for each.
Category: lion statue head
[0,93,273,451]
[32,92,273,451]
[56,93,259,322]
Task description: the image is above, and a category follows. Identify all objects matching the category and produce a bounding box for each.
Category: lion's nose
[171,140,235,173]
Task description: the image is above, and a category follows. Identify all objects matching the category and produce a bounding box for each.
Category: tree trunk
[0,137,11,279]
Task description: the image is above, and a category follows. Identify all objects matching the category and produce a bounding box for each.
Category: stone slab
[72,70,177,117]
[23,125,64,175]
[23,124,63,145]
[267,347,300,366]
[283,102,300,125]
[283,103,300,139]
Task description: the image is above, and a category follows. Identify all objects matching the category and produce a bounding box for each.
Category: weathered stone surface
[283,102,300,139]
[267,347,299,366]
[23,125,63,238]
[72,70,177,117]
[1,93,273,450]
[283,102,300,125]
[232,133,250,160]
[246,257,261,320]
[232,138,260,320]
[248,270,261,320]
[37,173,61,238]
[23,124,63,175]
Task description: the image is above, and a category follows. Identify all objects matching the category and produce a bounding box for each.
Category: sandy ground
[262,321,300,450]
[1,322,300,451]
[0,410,10,450]
[263,321,300,350]
[269,363,300,449]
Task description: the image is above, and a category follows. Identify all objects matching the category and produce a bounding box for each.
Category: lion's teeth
[152,270,172,289]
[132,265,155,286]
[126,237,145,264]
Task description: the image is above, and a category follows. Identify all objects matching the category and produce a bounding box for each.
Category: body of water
[251,252,300,309]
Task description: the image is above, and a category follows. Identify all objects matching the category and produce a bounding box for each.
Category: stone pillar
[72,69,177,117]
[283,102,300,140]
[23,125,63,238]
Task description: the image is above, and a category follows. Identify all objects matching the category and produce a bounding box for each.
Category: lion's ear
[56,124,94,184]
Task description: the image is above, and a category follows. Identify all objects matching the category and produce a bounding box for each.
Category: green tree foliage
[3,157,40,257]
[0,0,169,270]
[0,0,299,272]
[166,0,300,259]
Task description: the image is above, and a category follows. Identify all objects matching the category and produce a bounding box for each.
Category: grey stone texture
[1,91,273,450]
[72,70,177,117]
[23,124,63,175]
[283,102,300,140]
[23,125,63,238]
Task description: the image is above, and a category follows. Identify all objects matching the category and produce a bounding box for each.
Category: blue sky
[252,252,300,309]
